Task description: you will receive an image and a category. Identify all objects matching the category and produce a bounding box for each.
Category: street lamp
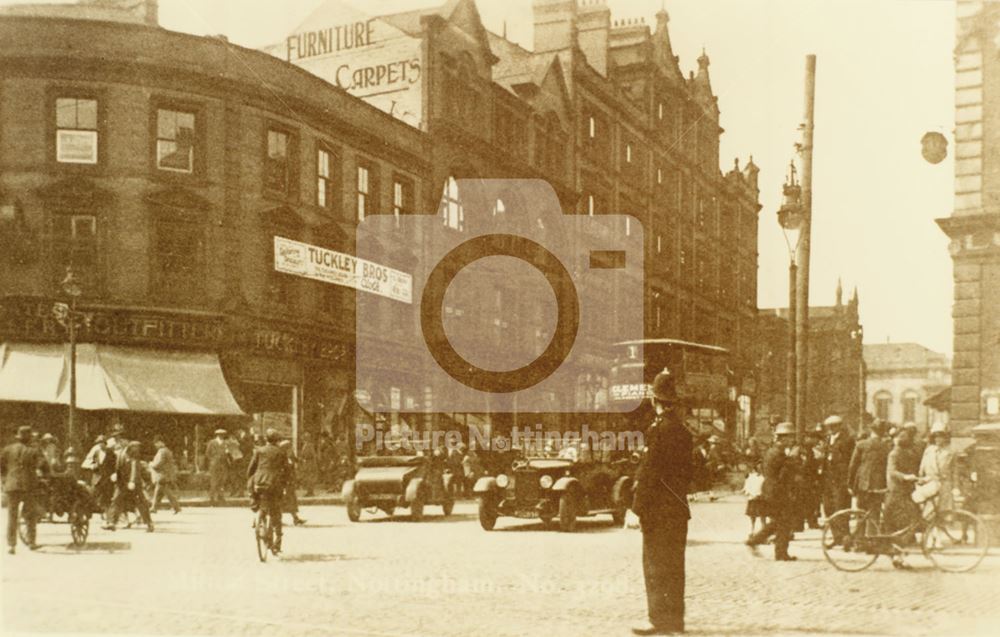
[777,161,805,441]
[53,267,90,453]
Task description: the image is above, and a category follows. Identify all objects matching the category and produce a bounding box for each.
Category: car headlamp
[539,474,554,489]
[496,474,510,488]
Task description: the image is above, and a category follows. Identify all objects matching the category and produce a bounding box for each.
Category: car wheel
[558,491,578,532]
[411,490,425,522]
[346,492,362,522]
[478,495,498,531]
[611,506,627,526]
[442,482,456,516]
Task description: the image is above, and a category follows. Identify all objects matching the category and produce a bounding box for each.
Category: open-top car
[341,453,456,522]
[473,445,636,532]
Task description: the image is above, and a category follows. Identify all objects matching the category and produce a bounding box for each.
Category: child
[742,463,765,540]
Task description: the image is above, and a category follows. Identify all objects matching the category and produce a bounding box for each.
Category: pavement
[3,496,1000,637]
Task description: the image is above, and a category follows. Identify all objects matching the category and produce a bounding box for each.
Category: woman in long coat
[919,423,959,513]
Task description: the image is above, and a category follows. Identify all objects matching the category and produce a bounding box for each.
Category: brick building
[0,0,761,457]
[754,283,866,436]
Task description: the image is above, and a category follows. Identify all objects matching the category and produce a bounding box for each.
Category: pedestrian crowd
[742,415,962,567]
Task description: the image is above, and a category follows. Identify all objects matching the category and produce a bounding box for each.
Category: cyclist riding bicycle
[247,429,289,553]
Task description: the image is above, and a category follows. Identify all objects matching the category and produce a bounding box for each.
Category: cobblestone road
[3,496,999,637]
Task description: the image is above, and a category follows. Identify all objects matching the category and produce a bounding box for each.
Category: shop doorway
[242,382,299,449]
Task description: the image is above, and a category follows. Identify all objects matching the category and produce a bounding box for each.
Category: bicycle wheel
[822,509,881,572]
[923,509,990,573]
[255,511,269,562]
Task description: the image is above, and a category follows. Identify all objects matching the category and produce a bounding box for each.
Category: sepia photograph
[0,0,996,635]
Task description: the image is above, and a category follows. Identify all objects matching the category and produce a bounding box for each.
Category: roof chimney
[532,0,577,53]
[576,0,610,76]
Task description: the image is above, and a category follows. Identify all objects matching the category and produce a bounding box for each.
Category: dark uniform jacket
[247,444,289,493]
[1,442,45,493]
[632,410,693,524]
[848,436,891,493]
[824,432,855,488]
[760,446,795,505]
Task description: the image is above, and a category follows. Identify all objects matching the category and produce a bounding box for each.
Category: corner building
[0,0,761,459]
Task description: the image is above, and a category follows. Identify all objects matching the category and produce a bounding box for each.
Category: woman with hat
[919,423,959,513]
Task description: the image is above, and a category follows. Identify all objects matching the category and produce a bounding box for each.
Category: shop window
[156,108,195,173]
[153,218,204,299]
[51,213,99,292]
[265,129,291,194]
[55,97,99,164]
[440,176,464,231]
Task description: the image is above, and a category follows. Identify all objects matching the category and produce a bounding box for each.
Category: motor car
[342,453,456,522]
[473,445,635,532]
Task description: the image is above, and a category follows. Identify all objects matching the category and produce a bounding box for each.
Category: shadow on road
[360,513,478,524]
[494,518,620,534]
[46,541,133,553]
[279,553,373,563]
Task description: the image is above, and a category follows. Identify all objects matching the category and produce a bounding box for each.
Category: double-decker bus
[609,339,734,436]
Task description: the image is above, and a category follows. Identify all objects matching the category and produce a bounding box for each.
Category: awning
[924,386,950,411]
[0,342,244,415]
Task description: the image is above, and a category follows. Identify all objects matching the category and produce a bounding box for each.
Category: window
[440,176,463,231]
[587,195,595,216]
[156,108,195,173]
[588,116,596,139]
[52,214,98,290]
[393,176,413,225]
[656,234,662,254]
[55,97,98,164]
[492,198,506,217]
[658,102,664,120]
[657,167,663,185]
[874,392,892,422]
[625,143,633,164]
[153,219,203,297]
[902,392,918,423]
[265,129,290,194]
[317,148,334,209]
[357,162,375,220]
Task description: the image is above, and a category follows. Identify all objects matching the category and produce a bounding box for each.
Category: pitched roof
[863,342,950,372]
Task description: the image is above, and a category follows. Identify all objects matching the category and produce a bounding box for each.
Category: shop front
[0,297,244,466]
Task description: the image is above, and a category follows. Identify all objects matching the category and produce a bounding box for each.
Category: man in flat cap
[630,370,692,636]
[1,426,47,553]
[747,422,799,561]
[204,428,231,505]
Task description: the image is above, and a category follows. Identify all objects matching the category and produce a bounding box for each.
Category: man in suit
[149,438,182,515]
[630,370,693,636]
[822,414,855,544]
[1,426,47,553]
[104,440,153,532]
[204,428,230,504]
[746,422,799,561]
[848,420,891,525]
[248,428,290,553]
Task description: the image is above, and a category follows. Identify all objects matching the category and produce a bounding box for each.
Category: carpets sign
[262,0,423,129]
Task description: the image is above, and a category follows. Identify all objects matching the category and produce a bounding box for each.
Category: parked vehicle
[342,453,456,522]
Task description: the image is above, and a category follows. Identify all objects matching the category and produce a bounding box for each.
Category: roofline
[613,338,730,354]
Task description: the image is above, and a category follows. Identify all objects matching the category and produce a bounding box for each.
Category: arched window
[874,391,892,422]
[440,176,463,231]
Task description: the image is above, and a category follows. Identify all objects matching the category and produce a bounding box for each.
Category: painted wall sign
[273,236,412,304]
[261,0,423,129]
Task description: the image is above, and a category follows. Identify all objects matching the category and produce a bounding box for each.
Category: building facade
[936,0,1000,435]
[863,342,951,432]
[754,283,866,436]
[0,0,761,459]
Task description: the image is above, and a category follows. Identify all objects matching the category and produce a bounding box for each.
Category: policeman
[630,370,692,636]
[746,422,798,561]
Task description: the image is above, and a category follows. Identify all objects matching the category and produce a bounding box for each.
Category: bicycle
[253,488,281,562]
[821,491,990,573]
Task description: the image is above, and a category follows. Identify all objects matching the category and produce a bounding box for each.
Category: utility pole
[786,263,797,429]
[795,55,816,442]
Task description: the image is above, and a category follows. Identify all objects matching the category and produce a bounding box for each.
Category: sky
[4,0,958,354]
